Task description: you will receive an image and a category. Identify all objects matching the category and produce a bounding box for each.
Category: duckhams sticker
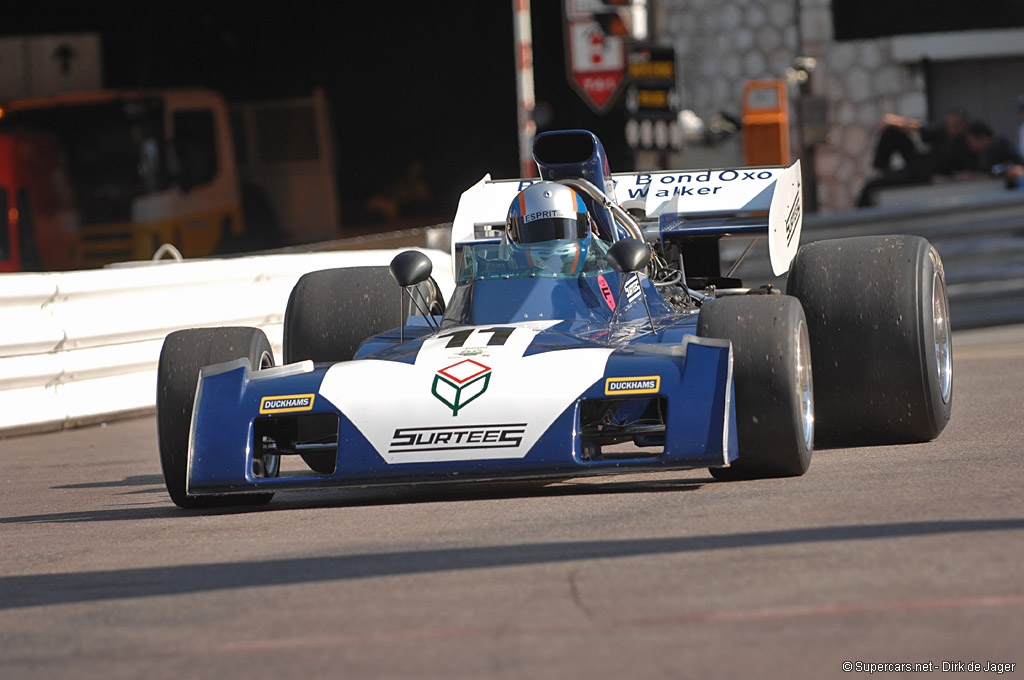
[605,376,660,395]
[432,359,491,416]
[260,394,315,413]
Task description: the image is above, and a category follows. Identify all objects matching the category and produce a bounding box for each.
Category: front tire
[157,327,277,509]
[698,295,814,479]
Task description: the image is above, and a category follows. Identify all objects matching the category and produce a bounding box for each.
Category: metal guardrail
[0,248,453,436]
[723,190,1024,330]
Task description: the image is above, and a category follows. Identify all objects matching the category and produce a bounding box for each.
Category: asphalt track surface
[2,326,1023,680]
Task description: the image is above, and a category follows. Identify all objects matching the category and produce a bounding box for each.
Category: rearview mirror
[389,250,433,288]
[607,238,651,273]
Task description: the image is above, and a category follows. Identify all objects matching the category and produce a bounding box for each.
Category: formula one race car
[157,130,952,508]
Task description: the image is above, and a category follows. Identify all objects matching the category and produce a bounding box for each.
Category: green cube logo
[432,359,492,416]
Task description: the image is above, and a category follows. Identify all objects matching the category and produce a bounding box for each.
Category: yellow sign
[628,61,674,80]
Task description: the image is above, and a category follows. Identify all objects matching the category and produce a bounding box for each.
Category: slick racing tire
[698,295,814,480]
[283,266,443,364]
[283,266,444,472]
[157,327,277,509]
[786,235,952,447]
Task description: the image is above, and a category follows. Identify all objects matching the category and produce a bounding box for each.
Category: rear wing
[451,160,803,276]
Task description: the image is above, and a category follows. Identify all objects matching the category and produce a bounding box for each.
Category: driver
[505,181,596,274]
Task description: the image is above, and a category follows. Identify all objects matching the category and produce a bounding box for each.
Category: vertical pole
[793,0,818,212]
[512,0,537,178]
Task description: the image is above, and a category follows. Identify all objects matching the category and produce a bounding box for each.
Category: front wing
[185,335,737,496]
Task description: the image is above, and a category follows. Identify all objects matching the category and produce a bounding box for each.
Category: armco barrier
[0,249,453,437]
[722,190,1024,329]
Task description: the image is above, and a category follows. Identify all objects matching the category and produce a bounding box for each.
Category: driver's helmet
[505,181,592,244]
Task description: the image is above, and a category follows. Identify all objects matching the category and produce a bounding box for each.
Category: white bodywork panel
[318,323,613,464]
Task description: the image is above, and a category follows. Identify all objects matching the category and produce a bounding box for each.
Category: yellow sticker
[604,376,660,395]
[259,394,315,414]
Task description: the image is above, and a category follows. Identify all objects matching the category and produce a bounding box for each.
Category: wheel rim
[254,350,281,478]
[258,350,274,371]
[932,272,953,405]
[797,319,814,451]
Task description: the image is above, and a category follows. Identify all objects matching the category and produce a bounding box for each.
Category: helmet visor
[516,214,589,243]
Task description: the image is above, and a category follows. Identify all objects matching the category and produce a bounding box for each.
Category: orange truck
[0,131,79,272]
[0,88,339,271]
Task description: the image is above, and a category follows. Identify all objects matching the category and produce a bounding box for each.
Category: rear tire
[282,266,442,471]
[698,295,814,479]
[786,235,952,447]
[157,327,276,508]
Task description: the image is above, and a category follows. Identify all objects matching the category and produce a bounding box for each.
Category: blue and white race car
[157,130,952,508]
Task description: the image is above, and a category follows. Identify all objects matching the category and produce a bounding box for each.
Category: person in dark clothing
[964,121,1024,190]
[857,108,976,207]
[1005,163,1024,189]
[1016,94,1024,158]
[965,121,1022,172]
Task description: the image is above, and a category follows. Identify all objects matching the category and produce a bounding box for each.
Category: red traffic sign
[565,18,625,113]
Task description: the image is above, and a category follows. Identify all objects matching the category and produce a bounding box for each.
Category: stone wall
[653,0,927,212]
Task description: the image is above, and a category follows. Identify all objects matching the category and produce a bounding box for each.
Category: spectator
[1005,164,1023,190]
[962,121,1024,191]
[996,95,1024,190]
[1016,94,1024,158]
[965,121,1022,173]
[857,108,976,207]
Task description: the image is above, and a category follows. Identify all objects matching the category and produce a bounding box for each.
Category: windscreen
[456,238,612,283]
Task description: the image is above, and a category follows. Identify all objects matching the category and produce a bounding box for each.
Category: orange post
[742,79,790,166]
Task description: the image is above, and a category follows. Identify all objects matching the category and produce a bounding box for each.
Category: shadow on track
[4,475,707,525]
[3,518,1023,610]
